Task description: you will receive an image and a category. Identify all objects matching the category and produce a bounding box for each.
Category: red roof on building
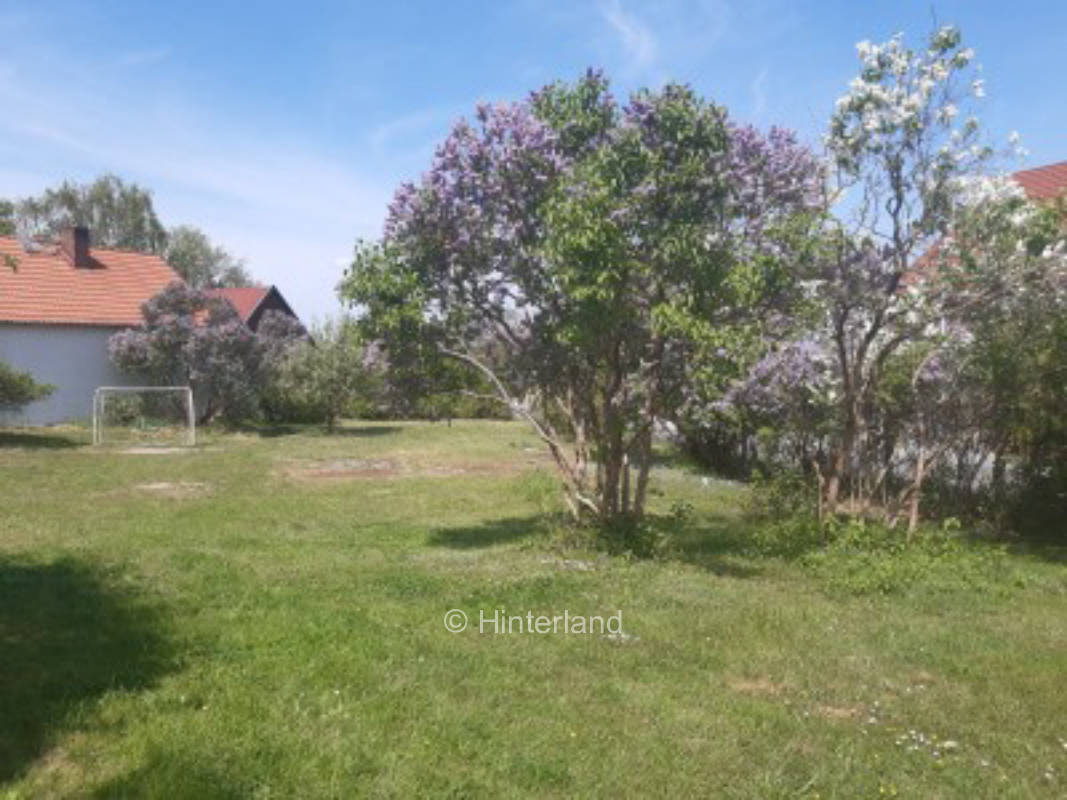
[0,236,182,326]
[203,286,270,323]
[1014,161,1067,202]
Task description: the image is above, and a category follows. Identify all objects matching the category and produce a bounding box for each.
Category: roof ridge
[1013,160,1067,176]
[0,236,184,326]
[0,235,168,258]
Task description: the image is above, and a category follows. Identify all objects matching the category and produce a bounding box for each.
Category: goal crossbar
[92,386,196,447]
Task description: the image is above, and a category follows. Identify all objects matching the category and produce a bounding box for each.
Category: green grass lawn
[1,421,1065,798]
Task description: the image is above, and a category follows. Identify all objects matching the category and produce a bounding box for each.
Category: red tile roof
[203,286,270,323]
[0,236,182,326]
[1014,161,1067,202]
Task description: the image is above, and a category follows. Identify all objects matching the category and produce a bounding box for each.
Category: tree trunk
[906,441,925,538]
[992,447,1006,501]
[823,397,859,516]
[600,448,622,519]
[633,427,653,518]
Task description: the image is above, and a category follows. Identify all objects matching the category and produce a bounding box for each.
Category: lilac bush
[109,283,299,423]
[709,26,1067,532]
[343,71,824,523]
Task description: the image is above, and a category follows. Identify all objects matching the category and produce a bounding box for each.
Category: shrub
[109,283,264,424]
[800,517,1021,596]
[746,469,818,521]
[0,361,54,409]
[263,319,374,428]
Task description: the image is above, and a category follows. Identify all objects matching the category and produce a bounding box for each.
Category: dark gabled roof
[204,285,299,328]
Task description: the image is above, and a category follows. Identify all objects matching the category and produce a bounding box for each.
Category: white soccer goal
[92,386,196,447]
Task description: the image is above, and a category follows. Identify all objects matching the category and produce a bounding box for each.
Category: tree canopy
[15,174,167,253]
[108,283,303,424]
[342,70,823,523]
[4,175,253,287]
[702,26,1067,533]
[165,225,253,289]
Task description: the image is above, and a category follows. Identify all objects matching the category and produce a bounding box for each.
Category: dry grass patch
[134,481,211,499]
[814,704,863,720]
[727,677,788,697]
[277,455,549,481]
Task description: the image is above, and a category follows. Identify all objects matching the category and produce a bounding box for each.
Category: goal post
[92,386,196,447]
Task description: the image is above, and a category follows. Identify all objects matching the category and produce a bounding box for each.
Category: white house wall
[0,324,134,425]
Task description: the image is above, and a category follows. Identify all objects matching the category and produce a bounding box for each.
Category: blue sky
[1,0,1064,321]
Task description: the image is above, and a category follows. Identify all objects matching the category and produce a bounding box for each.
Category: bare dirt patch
[728,677,787,697]
[278,456,550,481]
[135,481,211,499]
[119,446,194,455]
[539,556,601,572]
[281,458,404,479]
[814,704,863,720]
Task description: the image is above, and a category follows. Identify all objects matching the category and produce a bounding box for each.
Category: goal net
[92,386,196,447]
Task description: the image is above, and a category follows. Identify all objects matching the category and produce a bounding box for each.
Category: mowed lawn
[1,421,1065,798]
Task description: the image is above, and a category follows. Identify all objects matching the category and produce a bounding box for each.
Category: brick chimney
[60,226,91,268]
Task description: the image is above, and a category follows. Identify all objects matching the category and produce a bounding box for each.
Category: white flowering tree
[788,26,1061,528]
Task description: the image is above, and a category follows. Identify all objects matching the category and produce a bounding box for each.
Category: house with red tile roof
[0,226,301,425]
[900,160,1065,288]
[1012,161,1067,203]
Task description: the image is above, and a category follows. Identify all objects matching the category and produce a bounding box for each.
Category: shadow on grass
[428,516,549,549]
[1007,540,1067,566]
[642,512,767,578]
[427,511,766,578]
[330,425,404,438]
[91,752,248,799]
[0,558,175,783]
[245,424,403,439]
[0,431,82,450]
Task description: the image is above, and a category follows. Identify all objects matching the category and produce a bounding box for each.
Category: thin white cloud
[368,108,443,153]
[591,0,735,84]
[0,63,393,323]
[116,46,171,68]
[694,0,732,47]
[751,66,769,117]
[599,0,658,74]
